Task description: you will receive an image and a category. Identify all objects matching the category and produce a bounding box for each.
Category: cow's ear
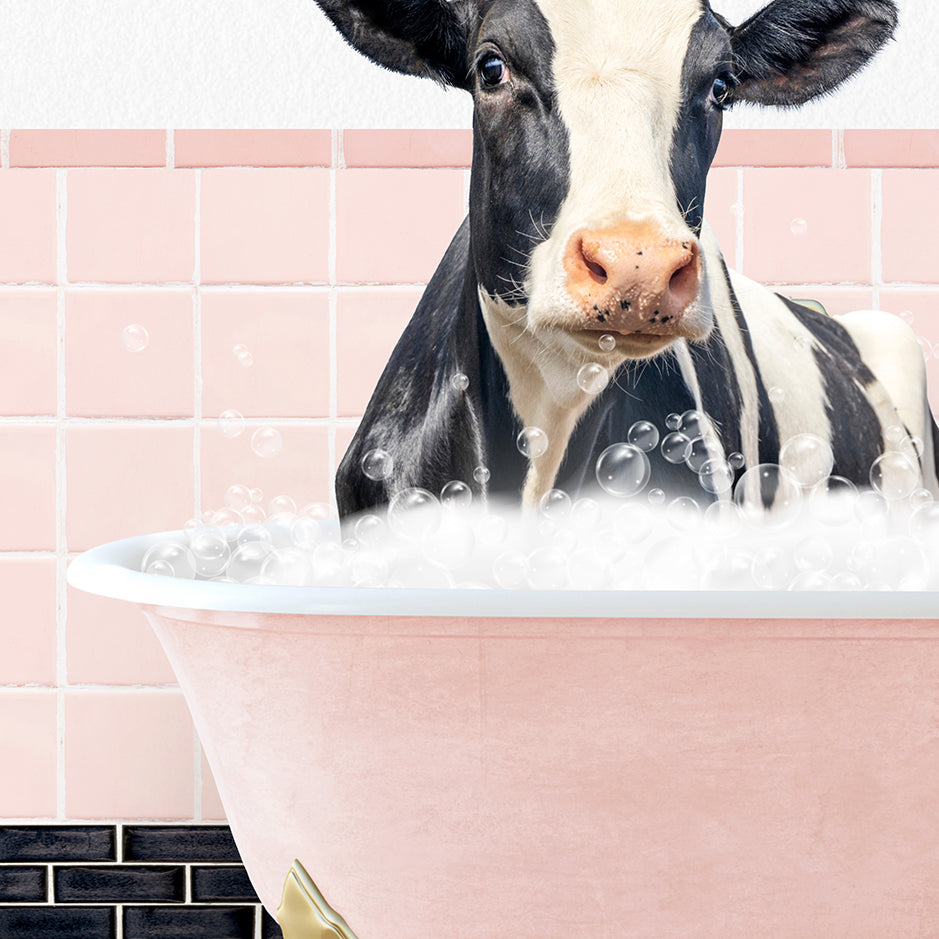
[727,0,897,107]
[314,0,474,90]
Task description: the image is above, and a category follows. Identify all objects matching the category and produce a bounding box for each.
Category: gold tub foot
[277,860,360,939]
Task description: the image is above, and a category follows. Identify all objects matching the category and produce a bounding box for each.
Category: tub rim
[66,529,939,620]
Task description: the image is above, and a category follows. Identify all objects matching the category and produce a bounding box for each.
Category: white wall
[0,0,933,128]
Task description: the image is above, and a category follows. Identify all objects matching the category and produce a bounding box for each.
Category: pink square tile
[0,171,57,283]
[66,290,194,417]
[336,289,421,417]
[713,130,833,168]
[201,750,227,821]
[702,168,738,269]
[65,691,194,818]
[343,130,473,168]
[0,289,58,415]
[201,291,329,418]
[67,169,196,283]
[336,169,466,284]
[10,130,166,167]
[742,169,871,284]
[66,425,195,550]
[0,426,56,551]
[775,286,875,318]
[0,560,56,685]
[200,169,329,284]
[200,423,330,515]
[878,290,939,418]
[174,130,332,168]
[66,582,175,686]
[881,171,939,284]
[844,130,939,168]
[0,691,57,816]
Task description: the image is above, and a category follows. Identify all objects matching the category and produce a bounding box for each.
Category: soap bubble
[685,436,713,473]
[809,476,857,525]
[790,218,808,235]
[235,524,273,547]
[627,420,659,453]
[450,372,469,392]
[829,571,863,591]
[870,451,919,501]
[789,571,829,590]
[886,424,905,445]
[665,412,681,430]
[261,547,312,586]
[353,513,385,546]
[728,451,745,469]
[598,334,616,352]
[142,540,196,578]
[568,548,611,590]
[232,344,254,367]
[910,502,939,542]
[595,443,650,498]
[121,324,149,352]
[660,432,692,464]
[698,458,734,494]
[441,480,473,508]
[269,494,296,516]
[794,536,832,572]
[666,496,701,531]
[251,427,283,459]
[899,310,915,326]
[571,497,601,530]
[310,542,346,587]
[647,488,666,506]
[298,502,328,521]
[854,490,890,529]
[362,449,394,481]
[517,427,549,459]
[900,435,925,462]
[493,549,528,589]
[576,362,610,395]
[768,386,785,404]
[225,484,252,511]
[752,545,797,590]
[527,545,569,589]
[539,488,572,519]
[779,433,835,488]
[394,558,454,589]
[218,410,246,438]
[241,504,267,524]
[733,463,802,528]
[387,488,441,539]
[351,550,390,587]
[291,516,324,550]
[475,512,508,549]
[473,465,491,485]
[211,507,244,527]
[910,487,933,508]
[189,529,231,578]
[227,541,273,581]
[678,410,706,439]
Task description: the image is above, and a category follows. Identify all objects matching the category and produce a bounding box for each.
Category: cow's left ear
[314,0,475,90]
[726,0,898,107]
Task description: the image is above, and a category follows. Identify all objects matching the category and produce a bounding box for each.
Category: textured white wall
[0,0,933,128]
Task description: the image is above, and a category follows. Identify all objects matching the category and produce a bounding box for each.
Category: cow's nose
[564,224,700,333]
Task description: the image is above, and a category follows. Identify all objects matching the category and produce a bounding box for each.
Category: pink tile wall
[0,128,937,826]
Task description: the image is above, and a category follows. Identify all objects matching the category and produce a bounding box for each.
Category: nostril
[668,253,698,308]
[584,257,608,284]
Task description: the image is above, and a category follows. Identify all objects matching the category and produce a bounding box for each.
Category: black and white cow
[324,0,938,516]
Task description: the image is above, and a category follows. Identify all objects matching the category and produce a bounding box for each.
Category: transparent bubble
[685,436,713,473]
[227,541,273,581]
[900,435,924,462]
[598,333,616,352]
[241,504,267,524]
[527,545,569,590]
[298,502,328,521]
[475,512,508,549]
[517,426,549,459]
[899,310,915,325]
[647,488,666,506]
[809,475,858,525]
[917,337,933,362]
[211,507,244,527]
[225,484,253,511]
[291,516,324,550]
[539,488,572,520]
[251,426,283,459]
[450,372,470,392]
[232,343,254,367]
[794,536,832,572]
[665,412,681,431]
[189,530,231,578]
[261,547,312,586]
[394,558,453,589]
[678,410,706,439]
[698,458,734,493]
[595,443,650,498]
[733,463,802,528]
[768,386,785,404]
[493,550,528,589]
[609,501,654,544]
[141,540,196,579]
[353,513,385,546]
[829,571,863,590]
[704,500,741,527]
[473,465,491,485]
[666,496,701,531]
[870,451,920,501]
[423,516,475,569]
[362,449,394,481]
[310,541,347,587]
[441,480,473,508]
[852,535,928,590]
[886,424,905,444]
[568,548,611,590]
[910,487,934,509]
[910,502,939,543]
[854,489,890,528]
[752,545,797,590]
[387,488,441,539]
[790,217,808,235]
[660,432,692,464]
[779,433,834,488]
[627,420,659,453]
[351,550,390,587]
[269,494,297,516]
[576,362,610,395]
[789,571,830,591]
[121,324,150,352]
[218,409,246,438]
[728,451,746,469]
[236,523,273,547]
[571,497,602,530]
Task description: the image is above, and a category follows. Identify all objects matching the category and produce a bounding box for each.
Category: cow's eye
[479,54,509,87]
[709,75,736,110]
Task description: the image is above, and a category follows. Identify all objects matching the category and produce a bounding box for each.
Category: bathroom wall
[0,126,938,829]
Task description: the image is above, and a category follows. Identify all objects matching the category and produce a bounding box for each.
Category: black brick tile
[261,908,285,938]
[0,825,116,862]
[0,906,114,938]
[190,865,259,902]
[0,866,47,902]
[54,865,186,903]
[123,826,240,862]
[123,905,255,939]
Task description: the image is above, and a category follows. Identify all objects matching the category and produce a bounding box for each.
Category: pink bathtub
[69,529,939,937]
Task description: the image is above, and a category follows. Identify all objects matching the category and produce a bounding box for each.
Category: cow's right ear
[314,0,474,90]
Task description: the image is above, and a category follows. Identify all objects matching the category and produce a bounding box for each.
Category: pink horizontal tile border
[844,130,939,168]
[343,129,473,167]
[10,130,166,167]
[712,129,833,168]
[174,130,332,167]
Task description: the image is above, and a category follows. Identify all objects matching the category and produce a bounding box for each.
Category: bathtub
[69,528,939,938]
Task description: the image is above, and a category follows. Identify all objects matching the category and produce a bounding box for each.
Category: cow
[323,0,939,518]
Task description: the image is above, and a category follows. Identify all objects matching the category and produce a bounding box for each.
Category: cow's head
[317,0,895,360]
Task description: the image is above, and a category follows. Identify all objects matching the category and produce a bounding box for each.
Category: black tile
[0,825,116,862]
[0,866,47,902]
[124,905,255,939]
[55,865,185,903]
[261,908,285,938]
[123,826,240,862]
[190,866,259,902]
[0,906,114,938]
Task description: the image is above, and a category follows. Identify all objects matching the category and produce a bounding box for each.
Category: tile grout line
[871,168,883,309]
[735,167,744,273]
[166,129,175,170]
[328,130,340,515]
[193,162,204,818]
